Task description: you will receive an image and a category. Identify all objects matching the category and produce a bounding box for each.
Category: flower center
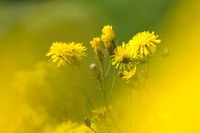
[121,56,130,64]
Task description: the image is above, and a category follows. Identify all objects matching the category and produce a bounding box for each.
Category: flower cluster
[90,25,116,62]
[89,26,161,81]
[46,42,87,67]
[46,25,166,133]
[112,31,161,80]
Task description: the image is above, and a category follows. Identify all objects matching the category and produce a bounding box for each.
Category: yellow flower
[74,125,94,133]
[101,25,116,55]
[55,122,95,133]
[90,37,101,48]
[122,66,137,80]
[91,107,107,117]
[91,106,112,123]
[112,42,134,70]
[90,37,104,61]
[67,42,87,65]
[55,121,77,133]
[46,42,72,67]
[46,42,87,67]
[128,31,161,57]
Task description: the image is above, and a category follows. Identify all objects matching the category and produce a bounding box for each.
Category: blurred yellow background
[0,0,200,132]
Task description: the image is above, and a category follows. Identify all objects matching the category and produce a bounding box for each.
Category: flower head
[112,42,135,70]
[91,107,107,118]
[122,66,137,80]
[128,31,161,57]
[74,125,94,133]
[55,122,77,133]
[55,121,95,133]
[67,42,87,65]
[46,42,72,67]
[91,106,112,124]
[46,42,87,67]
[101,25,116,55]
[90,37,104,61]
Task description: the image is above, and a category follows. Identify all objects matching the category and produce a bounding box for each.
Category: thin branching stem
[100,61,121,133]
[107,65,116,103]
[89,127,98,133]
[72,66,95,109]
[105,58,112,78]
[100,61,106,93]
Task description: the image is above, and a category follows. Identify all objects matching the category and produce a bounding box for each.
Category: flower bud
[96,48,104,61]
[107,40,116,55]
[84,118,91,127]
[90,37,104,61]
[90,63,101,80]
[162,49,169,57]
[118,71,124,78]
[101,25,116,55]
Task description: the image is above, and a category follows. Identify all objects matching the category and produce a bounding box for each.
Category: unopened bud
[84,118,91,127]
[108,40,116,56]
[90,63,96,70]
[90,63,101,80]
[96,49,104,61]
[162,49,169,57]
[118,71,124,78]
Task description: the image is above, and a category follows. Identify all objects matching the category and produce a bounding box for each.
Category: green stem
[100,61,121,133]
[72,66,95,109]
[89,127,98,133]
[105,58,112,78]
[101,61,106,94]
[107,66,116,103]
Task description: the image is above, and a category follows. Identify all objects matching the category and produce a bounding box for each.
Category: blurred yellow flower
[90,37,101,48]
[91,106,112,123]
[90,37,104,61]
[55,122,77,133]
[92,107,107,117]
[67,42,87,65]
[74,125,94,133]
[55,121,95,133]
[101,25,116,55]
[112,42,134,70]
[46,42,87,66]
[128,31,161,57]
[122,66,137,80]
